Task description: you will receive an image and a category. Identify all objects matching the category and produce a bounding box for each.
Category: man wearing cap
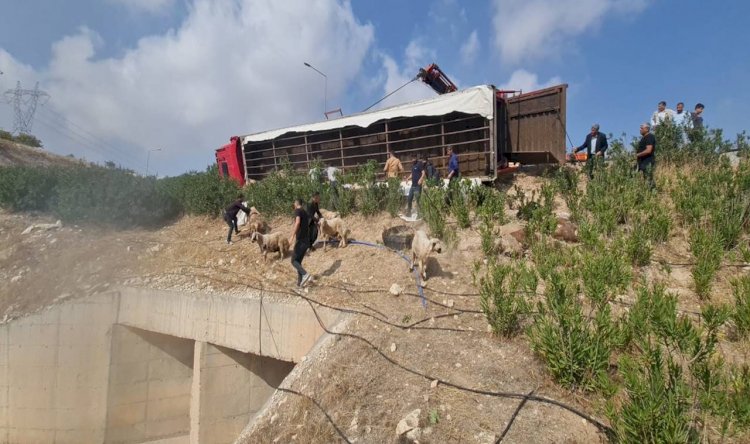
[572,124,608,179]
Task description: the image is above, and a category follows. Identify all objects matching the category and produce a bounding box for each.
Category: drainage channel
[0,287,345,444]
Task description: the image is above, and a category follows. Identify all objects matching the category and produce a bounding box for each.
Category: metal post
[304,62,328,119]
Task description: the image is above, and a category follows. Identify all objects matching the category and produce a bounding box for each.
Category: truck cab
[215,136,245,186]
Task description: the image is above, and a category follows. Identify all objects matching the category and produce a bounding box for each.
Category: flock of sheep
[236,205,444,283]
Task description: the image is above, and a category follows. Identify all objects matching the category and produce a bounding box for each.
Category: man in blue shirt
[405,157,426,218]
[445,146,460,206]
[447,146,460,182]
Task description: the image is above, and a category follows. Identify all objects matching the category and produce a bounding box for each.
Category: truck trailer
[215,82,567,186]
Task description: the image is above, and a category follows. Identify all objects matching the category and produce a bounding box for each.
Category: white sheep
[250,231,289,261]
[409,229,443,281]
[318,217,350,251]
[319,208,339,220]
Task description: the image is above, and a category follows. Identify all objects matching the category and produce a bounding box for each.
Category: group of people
[222,146,462,287]
[222,192,323,288]
[570,100,707,187]
[387,146,460,218]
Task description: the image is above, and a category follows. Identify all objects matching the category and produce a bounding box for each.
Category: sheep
[409,229,443,282]
[250,231,289,261]
[246,212,269,235]
[318,217,350,251]
[319,209,339,220]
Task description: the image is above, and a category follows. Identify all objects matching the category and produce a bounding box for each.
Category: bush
[479,261,536,337]
[528,271,616,391]
[384,178,404,217]
[159,164,240,217]
[689,224,724,299]
[14,133,43,148]
[420,186,447,240]
[580,244,631,307]
[449,180,471,229]
[0,165,59,212]
[610,346,697,444]
[732,276,750,339]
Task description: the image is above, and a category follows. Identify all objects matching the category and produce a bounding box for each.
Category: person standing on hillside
[691,103,705,129]
[383,151,404,179]
[445,146,460,205]
[306,192,323,252]
[673,102,691,127]
[636,123,656,190]
[289,198,312,288]
[223,195,250,244]
[572,123,608,179]
[650,101,675,127]
[405,157,426,218]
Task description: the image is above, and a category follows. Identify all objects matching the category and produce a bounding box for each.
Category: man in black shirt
[636,122,656,189]
[307,192,323,252]
[289,198,312,288]
[223,195,250,244]
[405,158,426,218]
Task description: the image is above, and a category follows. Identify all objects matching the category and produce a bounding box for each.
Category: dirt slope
[0,139,85,168]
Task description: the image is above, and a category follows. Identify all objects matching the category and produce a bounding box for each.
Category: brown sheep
[409,229,443,281]
[250,231,289,261]
[318,217,350,251]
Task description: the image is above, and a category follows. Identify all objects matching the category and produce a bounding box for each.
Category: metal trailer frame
[241,89,499,183]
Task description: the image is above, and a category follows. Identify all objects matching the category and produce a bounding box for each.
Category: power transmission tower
[3,81,50,134]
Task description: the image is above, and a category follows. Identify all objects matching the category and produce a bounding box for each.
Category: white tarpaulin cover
[242,85,496,144]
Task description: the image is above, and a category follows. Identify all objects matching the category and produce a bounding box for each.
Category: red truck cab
[215,136,245,186]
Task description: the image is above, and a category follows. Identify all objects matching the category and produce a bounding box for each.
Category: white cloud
[498,69,562,92]
[460,31,480,65]
[107,0,177,14]
[0,0,375,175]
[492,0,650,64]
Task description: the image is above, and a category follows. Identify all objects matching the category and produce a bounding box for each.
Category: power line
[37,106,142,166]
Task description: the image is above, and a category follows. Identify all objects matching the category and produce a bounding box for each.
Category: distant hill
[0,139,86,168]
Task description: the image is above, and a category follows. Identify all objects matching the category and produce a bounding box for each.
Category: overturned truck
[215,84,567,186]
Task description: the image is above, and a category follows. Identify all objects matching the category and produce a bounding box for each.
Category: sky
[0,0,749,176]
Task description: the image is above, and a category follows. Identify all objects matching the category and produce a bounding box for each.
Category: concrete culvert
[382,225,414,251]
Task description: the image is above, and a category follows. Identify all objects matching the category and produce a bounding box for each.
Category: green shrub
[385,178,404,217]
[0,164,180,227]
[528,272,616,391]
[732,276,750,339]
[624,229,652,267]
[479,218,496,257]
[0,165,59,211]
[14,133,43,148]
[690,224,724,299]
[610,346,697,444]
[450,181,471,229]
[420,187,447,240]
[159,164,240,217]
[475,186,506,225]
[580,245,631,307]
[479,261,536,337]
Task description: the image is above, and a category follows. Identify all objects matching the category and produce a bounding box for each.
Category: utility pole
[3,81,50,134]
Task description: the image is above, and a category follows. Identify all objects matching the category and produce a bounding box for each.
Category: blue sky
[0,0,748,176]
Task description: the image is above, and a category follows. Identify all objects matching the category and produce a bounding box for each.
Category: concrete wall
[191,342,294,444]
[0,287,343,444]
[117,287,340,363]
[105,326,194,443]
[0,293,119,443]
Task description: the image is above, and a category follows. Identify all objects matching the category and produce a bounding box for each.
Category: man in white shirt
[650,101,675,127]
[673,102,690,127]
